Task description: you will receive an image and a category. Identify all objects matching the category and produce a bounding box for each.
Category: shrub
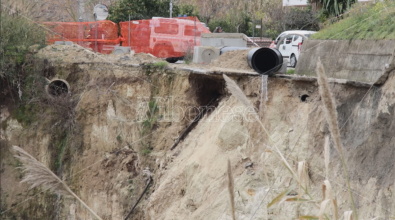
[152,61,168,69]
[0,3,46,96]
[312,1,395,40]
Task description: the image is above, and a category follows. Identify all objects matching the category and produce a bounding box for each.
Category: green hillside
[312,1,395,40]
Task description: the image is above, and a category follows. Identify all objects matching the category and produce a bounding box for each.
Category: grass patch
[54,133,68,171]
[141,148,152,155]
[11,104,36,127]
[116,135,122,143]
[152,61,168,69]
[312,1,395,40]
[143,62,168,76]
[286,69,295,75]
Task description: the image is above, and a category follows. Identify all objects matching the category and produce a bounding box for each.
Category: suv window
[275,33,286,43]
[285,35,293,44]
[154,22,179,34]
[294,35,303,41]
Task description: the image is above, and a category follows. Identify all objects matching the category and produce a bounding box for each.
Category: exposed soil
[209,50,254,71]
[37,45,257,74]
[37,44,163,65]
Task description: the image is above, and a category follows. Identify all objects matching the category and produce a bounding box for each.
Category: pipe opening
[301,94,309,102]
[248,48,283,75]
[47,79,70,97]
[218,47,283,75]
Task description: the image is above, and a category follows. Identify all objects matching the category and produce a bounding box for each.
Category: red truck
[43,17,210,60]
[120,17,210,62]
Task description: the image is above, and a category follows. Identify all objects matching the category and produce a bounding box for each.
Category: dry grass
[316,59,343,156]
[227,159,236,220]
[344,211,354,220]
[321,180,338,220]
[260,152,270,186]
[324,136,330,179]
[316,58,358,220]
[318,199,332,220]
[297,161,308,199]
[13,146,103,220]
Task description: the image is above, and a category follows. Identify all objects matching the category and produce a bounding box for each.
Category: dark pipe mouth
[46,79,70,97]
[247,48,283,75]
[301,94,309,102]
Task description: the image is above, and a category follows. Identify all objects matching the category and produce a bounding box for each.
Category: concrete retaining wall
[294,40,395,84]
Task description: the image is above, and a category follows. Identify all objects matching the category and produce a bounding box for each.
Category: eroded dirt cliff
[2,45,395,219]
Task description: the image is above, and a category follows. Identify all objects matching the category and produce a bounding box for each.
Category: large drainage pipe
[45,79,70,97]
[220,47,283,75]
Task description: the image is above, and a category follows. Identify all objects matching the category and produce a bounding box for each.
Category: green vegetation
[117,135,122,143]
[141,99,159,134]
[11,104,36,127]
[143,62,169,76]
[54,133,68,171]
[1,3,48,133]
[139,98,159,155]
[0,10,46,91]
[318,0,356,16]
[108,0,197,24]
[152,61,168,69]
[312,1,395,40]
[141,148,152,155]
[209,12,252,36]
[286,69,295,75]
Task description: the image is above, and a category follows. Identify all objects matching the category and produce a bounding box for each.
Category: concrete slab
[295,40,395,84]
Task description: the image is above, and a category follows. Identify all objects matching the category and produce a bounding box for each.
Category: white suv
[274,30,317,67]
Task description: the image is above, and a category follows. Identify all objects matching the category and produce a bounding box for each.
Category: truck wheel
[155,45,173,58]
[290,54,297,68]
[165,57,178,63]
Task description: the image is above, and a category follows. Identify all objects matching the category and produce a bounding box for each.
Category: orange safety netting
[119,16,211,58]
[43,20,120,54]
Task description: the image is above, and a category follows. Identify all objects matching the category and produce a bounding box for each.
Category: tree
[196,0,229,24]
[284,7,320,30]
[1,0,47,102]
[108,0,182,24]
[315,0,356,15]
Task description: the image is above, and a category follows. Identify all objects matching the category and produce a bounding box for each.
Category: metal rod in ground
[170,98,216,151]
[94,13,97,52]
[252,18,255,42]
[129,14,131,47]
[124,177,152,220]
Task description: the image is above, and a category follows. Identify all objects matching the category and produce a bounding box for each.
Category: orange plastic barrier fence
[119,17,210,58]
[43,20,120,54]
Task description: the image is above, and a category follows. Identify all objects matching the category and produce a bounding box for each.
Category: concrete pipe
[219,47,283,75]
[45,79,70,97]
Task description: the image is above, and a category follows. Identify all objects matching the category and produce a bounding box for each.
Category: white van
[274,30,317,67]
